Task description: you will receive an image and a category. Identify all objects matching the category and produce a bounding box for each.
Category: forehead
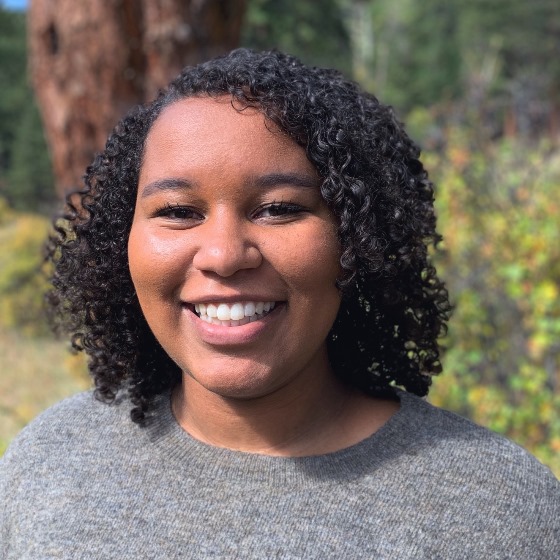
[147,97,289,153]
[140,96,316,182]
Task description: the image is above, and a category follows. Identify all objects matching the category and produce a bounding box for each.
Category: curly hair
[46,48,451,424]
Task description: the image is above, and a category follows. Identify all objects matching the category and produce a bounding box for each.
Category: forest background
[0,0,559,476]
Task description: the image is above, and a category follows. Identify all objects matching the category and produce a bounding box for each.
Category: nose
[192,215,262,277]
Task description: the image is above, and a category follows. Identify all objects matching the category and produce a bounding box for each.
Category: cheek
[128,224,188,295]
[311,222,342,279]
[279,227,341,294]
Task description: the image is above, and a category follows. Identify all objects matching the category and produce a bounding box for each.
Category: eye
[153,203,203,222]
[254,202,306,219]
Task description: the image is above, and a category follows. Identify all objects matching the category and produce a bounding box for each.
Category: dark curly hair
[46,48,451,424]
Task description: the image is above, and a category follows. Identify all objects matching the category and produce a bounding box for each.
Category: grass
[0,327,90,454]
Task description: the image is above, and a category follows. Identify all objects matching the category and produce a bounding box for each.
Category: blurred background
[0,0,558,475]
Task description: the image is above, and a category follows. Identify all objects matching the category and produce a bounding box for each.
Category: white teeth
[192,300,277,326]
[230,303,244,321]
[217,303,230,321]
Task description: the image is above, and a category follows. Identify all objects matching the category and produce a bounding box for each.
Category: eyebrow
[248,172,320,190]
[140,172,320,198]
[141,178,193,198]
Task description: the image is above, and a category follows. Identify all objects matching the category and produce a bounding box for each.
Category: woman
[1,49,558,558]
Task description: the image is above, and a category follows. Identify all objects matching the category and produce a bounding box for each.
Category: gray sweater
[1,390,558,559]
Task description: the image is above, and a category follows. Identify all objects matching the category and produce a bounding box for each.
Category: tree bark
[28,0,246,197]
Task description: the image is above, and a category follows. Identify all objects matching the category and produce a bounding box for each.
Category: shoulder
[0,393,120,543]
[0,391,147,519]
[7,391,127,441]
[0,391,134,475]
[400,392,556,474]
[396,391,559,487]
[384,392,560,548]
[352,392,560,556]
[0,392,162,557]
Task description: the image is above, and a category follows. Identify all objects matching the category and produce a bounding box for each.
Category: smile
[193,301,277,326]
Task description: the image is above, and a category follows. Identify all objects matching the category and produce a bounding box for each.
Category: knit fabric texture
[1,390,559,559]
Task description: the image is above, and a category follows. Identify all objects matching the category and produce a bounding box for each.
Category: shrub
[427,132,560,476]
[0,197,51,336]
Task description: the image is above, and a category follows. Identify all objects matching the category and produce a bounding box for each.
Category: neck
[172,362,399,457]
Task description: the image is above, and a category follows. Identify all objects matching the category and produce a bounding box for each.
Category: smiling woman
[0,49,558,559]
[128,98,344,425]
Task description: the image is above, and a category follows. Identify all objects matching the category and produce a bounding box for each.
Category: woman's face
[128,97,342,399]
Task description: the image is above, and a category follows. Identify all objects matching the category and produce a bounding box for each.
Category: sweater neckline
[146,390,420,485]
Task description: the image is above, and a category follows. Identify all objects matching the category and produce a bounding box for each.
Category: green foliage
[0,197,51,335]
[7,100,55,211]
[242,0,351,72]
[329,0,560,133]
[0,6,56,213]
[0,7,27,166]
[367,0,462,111]
[427,133,560,476]
[460,0,560,84]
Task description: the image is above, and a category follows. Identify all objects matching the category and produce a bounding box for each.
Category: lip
[184,302,285,346]
[183,294,282,305]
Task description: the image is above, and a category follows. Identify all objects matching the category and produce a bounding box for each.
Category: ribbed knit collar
[145,391,424,486]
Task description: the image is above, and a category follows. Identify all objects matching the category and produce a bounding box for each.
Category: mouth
[188,301,280,327]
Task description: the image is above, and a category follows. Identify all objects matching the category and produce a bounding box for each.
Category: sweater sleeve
[0,452,10,558]
[0,392,95,559]
[0,433,26,558]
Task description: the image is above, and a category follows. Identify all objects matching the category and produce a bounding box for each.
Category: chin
[183,364,284,401]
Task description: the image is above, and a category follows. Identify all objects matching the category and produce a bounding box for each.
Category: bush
[0,197,51,335]
[427,132,560,476]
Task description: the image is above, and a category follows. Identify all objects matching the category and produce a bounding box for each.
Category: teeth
[217,303,230,321]
[230,303,244,321]
[192,300,277,325]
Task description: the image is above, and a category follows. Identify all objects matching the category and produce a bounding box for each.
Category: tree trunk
[28,0,246,197]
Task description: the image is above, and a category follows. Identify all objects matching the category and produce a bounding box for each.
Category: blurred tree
[0,6,54,211]
[331,0,559,140]
[28,0,247,197]
[242,0,350,72]
[337,0,374,87]
[388,0,461,112]
[334,0,461,113]
[459,0,560,138]
[7,101,55,211]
